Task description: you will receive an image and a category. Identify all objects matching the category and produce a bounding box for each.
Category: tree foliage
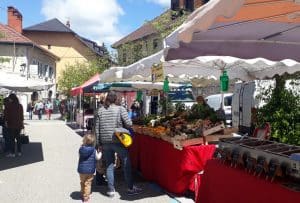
[257,78,300,145]
[58,58,110,95]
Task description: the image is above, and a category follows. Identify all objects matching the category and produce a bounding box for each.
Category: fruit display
[131,102,232,149]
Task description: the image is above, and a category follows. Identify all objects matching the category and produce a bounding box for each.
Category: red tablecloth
[129,134,216,195]
[198,159,300,203]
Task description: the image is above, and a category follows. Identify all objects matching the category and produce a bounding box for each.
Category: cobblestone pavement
[0,119,174,203]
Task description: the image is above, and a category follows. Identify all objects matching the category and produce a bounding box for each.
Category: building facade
[112,0,209,66]
[23,19,106,89]
[0,7,59,113]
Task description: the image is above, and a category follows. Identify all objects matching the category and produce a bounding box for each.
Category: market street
[0,119,174,203]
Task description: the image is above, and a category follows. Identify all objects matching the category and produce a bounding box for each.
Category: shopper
[4,93,24,157]
[95,91,142,197]
[34,100,44,120]
[27,101,34,120]
[45,100,53,120]
[77,134,101,202]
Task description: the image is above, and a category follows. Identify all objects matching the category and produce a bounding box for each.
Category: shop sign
[146,89,160,96]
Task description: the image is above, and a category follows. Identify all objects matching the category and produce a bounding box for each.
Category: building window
[153,39,159,50]
[122,52,127,63]
[43,65,49,77]
[48,66,54,79]
[48,45,51,49]
[171,0,180,10]
[38,62,43,78]
[185,0,194,11]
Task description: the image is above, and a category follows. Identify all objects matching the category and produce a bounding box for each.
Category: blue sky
[0,0,170,47]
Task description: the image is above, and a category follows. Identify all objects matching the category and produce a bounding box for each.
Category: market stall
[129,133,216,195]
[197,159,300,203]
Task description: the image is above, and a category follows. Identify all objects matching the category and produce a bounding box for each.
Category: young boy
[77,134,101,202]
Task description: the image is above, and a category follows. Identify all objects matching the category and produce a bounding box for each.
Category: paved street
[0,118,174,203]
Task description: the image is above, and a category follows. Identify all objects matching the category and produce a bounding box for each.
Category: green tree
[58,58,109,95]
[257,78,300,145]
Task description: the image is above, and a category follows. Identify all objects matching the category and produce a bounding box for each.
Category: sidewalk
[0,119,173,203]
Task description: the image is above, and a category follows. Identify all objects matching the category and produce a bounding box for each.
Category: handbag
[115,127,132,147]
[114,107,132,148]
[20,129,29,144]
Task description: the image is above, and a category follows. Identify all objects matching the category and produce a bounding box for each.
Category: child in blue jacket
[77,134,101,202]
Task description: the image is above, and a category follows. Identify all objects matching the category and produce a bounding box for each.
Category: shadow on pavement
[70,191,82,200]
[70,169,167,201]
[66,123,86,137]
[94,169,167,201]
[0,142,44,171]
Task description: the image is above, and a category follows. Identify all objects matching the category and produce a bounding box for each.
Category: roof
[217,0,300,23]
[112,22,157,48]
[0,23,59,60]
[24,18,74,33]
[0,23,32,43]
[112,10,173,48]
[24,18,104,57]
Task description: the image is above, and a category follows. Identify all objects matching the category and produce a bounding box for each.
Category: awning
[164,56,300,82]
[165,20,300,61]
[70,73,100,96]
[0,72,54,92]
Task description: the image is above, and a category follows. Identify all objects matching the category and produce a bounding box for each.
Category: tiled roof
[217,0,300,23]
[24,18,104,57]
[0,23,32,43]
[24,18,73,33]
[112,22,157,48]
[0,23,59,60]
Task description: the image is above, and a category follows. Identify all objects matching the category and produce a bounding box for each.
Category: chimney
[66,20,70,28]
[7,6,23,33]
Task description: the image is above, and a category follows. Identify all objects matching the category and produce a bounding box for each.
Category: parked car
[205,93,233,126]
[168,91,196,109]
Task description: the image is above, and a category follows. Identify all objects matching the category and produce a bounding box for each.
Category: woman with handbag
[95,91,142,198]
[4,93,24,157]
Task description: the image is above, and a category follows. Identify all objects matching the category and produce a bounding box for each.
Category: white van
[231,80,275,134]
[205,93,233,125]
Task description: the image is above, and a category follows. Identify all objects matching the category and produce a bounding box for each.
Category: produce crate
[173,137,204,150]
[204,133,234,144]
[203,123,225,136]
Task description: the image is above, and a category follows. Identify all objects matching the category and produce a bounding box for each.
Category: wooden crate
[173,137,204,150]
[204,133,234,143]
[203,123,225,136]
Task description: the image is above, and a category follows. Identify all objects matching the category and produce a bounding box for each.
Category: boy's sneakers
[107,189,115,198]
[127,185,143,196]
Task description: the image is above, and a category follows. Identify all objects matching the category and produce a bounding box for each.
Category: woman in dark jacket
[4,93,24,157]
[77,134,101,202]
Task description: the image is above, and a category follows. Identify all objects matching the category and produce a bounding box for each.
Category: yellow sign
[151,63,164,82]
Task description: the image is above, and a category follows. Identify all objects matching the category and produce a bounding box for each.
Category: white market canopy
[0,72,54,92]
[164,56,300,82]
[101,0,300,83]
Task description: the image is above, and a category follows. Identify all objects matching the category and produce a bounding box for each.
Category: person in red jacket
[4,93,24,157]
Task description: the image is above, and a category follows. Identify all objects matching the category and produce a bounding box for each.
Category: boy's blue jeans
[102,143,133,191]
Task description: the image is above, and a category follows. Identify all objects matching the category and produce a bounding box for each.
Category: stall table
[129,133,215,195]
[197,159,300,203]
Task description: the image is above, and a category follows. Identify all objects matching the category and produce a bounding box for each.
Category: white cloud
[146,0,170,7]
[41,0,124,46]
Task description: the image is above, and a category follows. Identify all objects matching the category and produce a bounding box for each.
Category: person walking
[95,91,142,198]
[77,134,101,203]
[4,93,24,157]
[34,100,44,120]
[27,101,34,120]
[45,100,53,120]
